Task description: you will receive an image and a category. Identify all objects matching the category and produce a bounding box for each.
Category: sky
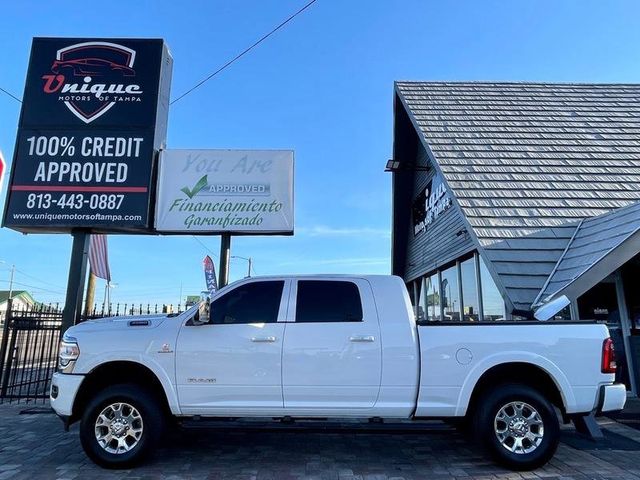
[1,0,640,307]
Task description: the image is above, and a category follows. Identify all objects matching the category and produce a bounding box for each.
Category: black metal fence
[85,302,189,319]
[0,301,62,404]
[0,300,193,404]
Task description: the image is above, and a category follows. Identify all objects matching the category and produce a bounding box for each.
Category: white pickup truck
[50,275,626,470]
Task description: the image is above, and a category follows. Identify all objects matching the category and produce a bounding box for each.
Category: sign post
[62,231,90,332]
[2,37,172,329]
[219,233,231,288]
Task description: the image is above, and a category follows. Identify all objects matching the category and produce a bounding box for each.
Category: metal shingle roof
[535,201,640,305]
[396,82,640,311]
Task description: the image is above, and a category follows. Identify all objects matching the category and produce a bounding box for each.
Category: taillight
[602,338,617,374]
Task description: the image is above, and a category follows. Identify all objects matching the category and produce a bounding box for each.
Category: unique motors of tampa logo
[41,41,143,124]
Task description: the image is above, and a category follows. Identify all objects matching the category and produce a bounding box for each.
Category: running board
[179,417,455,433]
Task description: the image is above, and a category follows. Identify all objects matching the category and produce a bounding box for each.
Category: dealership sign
[2,38,172,233]
[155,150,294,234]
[412,174,452,236]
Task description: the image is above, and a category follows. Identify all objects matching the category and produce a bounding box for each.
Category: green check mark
[181,175,208,199]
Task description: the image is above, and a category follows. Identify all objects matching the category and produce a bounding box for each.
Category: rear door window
[295,280,363,322]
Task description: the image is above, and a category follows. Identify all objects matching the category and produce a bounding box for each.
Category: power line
[0,86,21,103]
[1,1,320,108]
[0,279,64,295]
[191,236,218,258]
[0,263,66,290]
[14,267,65,290]
[170,0,319,106]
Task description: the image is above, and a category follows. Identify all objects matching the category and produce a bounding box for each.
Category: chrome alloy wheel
[494,401,544,454]
[94,402,144,454]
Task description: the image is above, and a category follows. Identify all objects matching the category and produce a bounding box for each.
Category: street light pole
[7,264,15,300]
[0,261,16,300]
[231,255,253,278]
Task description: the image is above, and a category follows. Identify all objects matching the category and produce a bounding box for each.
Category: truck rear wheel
[79,384,165,468]
[474,384,559,470]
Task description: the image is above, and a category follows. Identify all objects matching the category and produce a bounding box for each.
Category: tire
[79,384,165,469]
[473,383,560,471]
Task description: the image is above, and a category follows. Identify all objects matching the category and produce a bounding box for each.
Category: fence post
[0,299,13,395]
[0,300,19,398]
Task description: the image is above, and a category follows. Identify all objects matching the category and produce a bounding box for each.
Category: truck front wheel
[79,384,165,468]
[474,384,560,470]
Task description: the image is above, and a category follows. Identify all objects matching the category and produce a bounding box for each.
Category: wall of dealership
[389,84,640,395]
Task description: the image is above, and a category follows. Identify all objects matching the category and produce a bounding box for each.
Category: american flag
[89,234,111,281]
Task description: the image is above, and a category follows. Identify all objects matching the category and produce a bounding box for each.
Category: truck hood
[65,313,173,336]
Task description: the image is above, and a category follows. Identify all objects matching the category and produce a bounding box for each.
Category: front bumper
[50,372,85,417]
[597,383,627,413]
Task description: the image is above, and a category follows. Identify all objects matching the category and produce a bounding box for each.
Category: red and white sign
[42,41,141,124]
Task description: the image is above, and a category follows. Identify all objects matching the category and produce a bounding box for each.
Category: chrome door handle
[251,336,277,343]
[349,335,375,342]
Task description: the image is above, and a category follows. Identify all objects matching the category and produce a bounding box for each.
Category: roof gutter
[531,218,584,308]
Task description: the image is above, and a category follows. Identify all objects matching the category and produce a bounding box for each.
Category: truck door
[282,279,382,411]
[175,279,289,414]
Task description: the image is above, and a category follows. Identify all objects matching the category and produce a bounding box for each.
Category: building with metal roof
[389,81,640,396]
[0,290,36,325]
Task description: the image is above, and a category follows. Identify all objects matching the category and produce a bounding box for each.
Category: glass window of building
[425,273,441,321]
[480,258,505,321]
[460,258,480,321]
[440,265,460,321]
[416,279,426,322]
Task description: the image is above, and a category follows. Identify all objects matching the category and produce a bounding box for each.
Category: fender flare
[79,353,181,415]
[454,351,576,416]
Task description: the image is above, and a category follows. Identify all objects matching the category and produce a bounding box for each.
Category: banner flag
[203,255,218,294]
[89,234,111,281]
[0,151,5,192]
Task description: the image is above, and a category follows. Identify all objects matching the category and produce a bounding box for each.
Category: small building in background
[0,290,36,324]
[185,295,201,308]
[390,81,640,396]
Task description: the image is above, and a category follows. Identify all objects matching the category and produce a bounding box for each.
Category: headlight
[58,336,80,373]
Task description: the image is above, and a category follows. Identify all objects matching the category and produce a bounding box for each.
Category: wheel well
[71,361,171,424]
[466,362,565,419]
